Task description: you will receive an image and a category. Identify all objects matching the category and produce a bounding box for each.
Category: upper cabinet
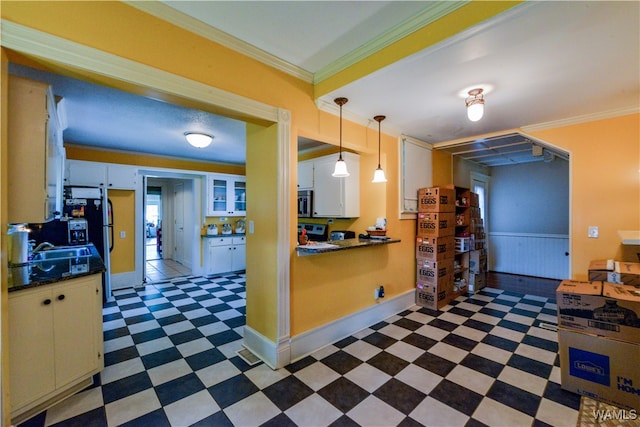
[298,152,360,218]
[65,160,137,190]
[206,174,246,217]
[8,76,64,223]
[297,160,314,189]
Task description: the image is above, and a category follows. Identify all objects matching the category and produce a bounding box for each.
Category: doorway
[144,177,194,282]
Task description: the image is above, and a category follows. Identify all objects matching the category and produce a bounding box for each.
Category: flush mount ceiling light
[332,97,350,177]
[465,88,485,122]
[185,132,213,148]
[372,115,387,183]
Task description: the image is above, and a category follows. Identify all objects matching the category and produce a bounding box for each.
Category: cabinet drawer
[208,237,232,247]
[232,236,246,245]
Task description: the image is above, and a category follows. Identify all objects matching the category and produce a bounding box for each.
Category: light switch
[249,220,254,234]
[120,231,126,239]
[588,226,599,238]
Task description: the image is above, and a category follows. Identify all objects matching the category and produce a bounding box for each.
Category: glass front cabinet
[206,174,246,217]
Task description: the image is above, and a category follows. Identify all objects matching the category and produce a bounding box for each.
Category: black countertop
[8,243,106,292]
[296,237,401,256]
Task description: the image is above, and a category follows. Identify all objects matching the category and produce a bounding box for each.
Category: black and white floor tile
[19,274,581,427]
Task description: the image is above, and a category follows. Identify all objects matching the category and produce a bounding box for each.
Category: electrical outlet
[588,226,599,238]
[120,231,126,239]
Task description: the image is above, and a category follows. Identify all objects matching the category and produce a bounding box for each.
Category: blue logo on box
[569,347,610,386]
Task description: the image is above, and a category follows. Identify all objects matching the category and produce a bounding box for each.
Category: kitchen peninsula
[296,236,401,256]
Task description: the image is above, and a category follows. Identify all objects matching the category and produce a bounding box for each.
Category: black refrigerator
[62,186,113,300]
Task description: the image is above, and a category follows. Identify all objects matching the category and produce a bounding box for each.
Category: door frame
[3,20,292,369]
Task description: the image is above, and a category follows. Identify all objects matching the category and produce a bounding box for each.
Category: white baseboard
[111,271,142,290]
[243,325,285,370]
[289,289,416,363]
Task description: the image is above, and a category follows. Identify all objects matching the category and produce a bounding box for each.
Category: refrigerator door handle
[108,199,114,252]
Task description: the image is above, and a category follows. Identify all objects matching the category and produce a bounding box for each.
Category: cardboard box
[559,329,640,410]
[468,271,486,292]
[416,236,455,261]
[417,259,454,286]
[469,249,487,273]
[416,282,451,310]
[417,187,456,213]
[416,212,456,237]
[588,260,640,286]
[556,280,640,344]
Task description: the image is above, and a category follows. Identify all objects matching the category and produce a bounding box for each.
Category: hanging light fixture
[372,115,387,183]
[465,88,485,122]
[332,97,350,177]
[185,132,213,148]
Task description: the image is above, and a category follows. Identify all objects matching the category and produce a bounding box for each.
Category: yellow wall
[529,114,640,279]
[2,0,637,368]
[108,190,135,273]
[66,145,245,176]
[1,49,11,424]
[245,123,279,340]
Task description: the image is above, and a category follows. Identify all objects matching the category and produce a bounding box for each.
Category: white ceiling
[10,1,639,166]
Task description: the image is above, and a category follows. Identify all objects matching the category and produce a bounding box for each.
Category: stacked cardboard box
[557,266,640,410]
[415,187,456,310]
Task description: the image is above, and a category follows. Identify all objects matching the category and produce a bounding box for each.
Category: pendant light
[465,88,485,122]
[372,115,387,183]
[332,97,350,177]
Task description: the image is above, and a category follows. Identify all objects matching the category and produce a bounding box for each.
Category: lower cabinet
[205,236,246,275]
[9,274,103,423]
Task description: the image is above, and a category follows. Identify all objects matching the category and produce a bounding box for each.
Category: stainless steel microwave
[298,190,313,217]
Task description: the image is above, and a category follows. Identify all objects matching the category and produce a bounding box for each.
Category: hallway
[146,238,190,282]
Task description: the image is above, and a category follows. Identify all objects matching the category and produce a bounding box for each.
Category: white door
[173,181,185,265]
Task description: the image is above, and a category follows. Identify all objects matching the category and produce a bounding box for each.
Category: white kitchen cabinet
[206,174,246,217]
[312,152,360,218]
[204,236,246,275]
[9,274,103,423]
[65,160,137,189]
[297,160,314,189]
[8,75,64,223]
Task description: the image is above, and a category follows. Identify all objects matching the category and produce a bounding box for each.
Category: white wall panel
[489,232,569,280]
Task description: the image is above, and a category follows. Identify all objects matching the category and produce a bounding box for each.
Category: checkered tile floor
[19,274,582,427]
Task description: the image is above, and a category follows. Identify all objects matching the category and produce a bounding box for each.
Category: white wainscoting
[488,232,569,280]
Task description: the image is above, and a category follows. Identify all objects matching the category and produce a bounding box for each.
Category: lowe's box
[557,280,640,344]
[559,329,640,410]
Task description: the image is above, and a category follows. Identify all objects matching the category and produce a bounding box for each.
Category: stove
[298,223,328,242]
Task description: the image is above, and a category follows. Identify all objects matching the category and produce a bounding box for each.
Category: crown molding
[0,19,279,123]
[125,1,314,83]
[522,106,640,132]
[313,1,469,84]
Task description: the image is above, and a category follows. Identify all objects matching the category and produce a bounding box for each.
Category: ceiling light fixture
[465,88,485,122]
[185,132,213,148]
[372,115,387,183]
[332,97,350,177]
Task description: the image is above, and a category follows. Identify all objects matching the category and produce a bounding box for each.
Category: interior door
[174,181,185,264]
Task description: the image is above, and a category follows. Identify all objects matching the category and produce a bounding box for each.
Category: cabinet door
[211,245,233,275]
[107,164,137,190]
[66,160,108,187]
[298,160,314,189]
[9,288,56,411]
[54,276,100,388]
[8,76,49,223]
[231,237,246,271]
[207,176,230,216]
[312,156,343,217]
[230,178,247,216]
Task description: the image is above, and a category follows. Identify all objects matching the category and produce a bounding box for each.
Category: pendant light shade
[332,97,350,177]
[372,115,387,183]
[465,88,484,122]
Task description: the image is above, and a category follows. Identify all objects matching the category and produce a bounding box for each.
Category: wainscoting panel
[488,232,569,280]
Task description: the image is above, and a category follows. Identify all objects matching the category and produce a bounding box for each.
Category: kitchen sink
[32,246,91,261]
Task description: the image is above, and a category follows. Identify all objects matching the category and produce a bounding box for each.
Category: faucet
[33,242,55,253]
